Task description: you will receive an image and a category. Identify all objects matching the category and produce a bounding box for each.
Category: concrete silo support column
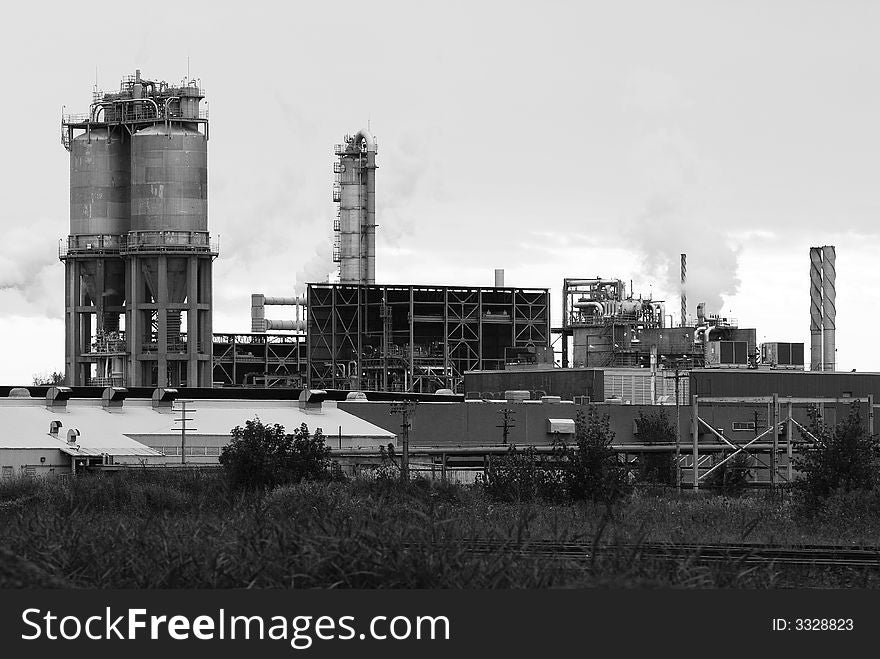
[188,257,199,386]
[157,256,168,386]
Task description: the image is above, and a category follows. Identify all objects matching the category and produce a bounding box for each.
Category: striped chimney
[821,245,836,371]
[680,253,687,327]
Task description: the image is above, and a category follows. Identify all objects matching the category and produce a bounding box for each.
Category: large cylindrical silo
[130,123,208,360]
[70,128,130,237]
[130,124,207,232]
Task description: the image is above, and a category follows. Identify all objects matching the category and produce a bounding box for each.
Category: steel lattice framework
[307,284,550,393]
[212,333,305,387]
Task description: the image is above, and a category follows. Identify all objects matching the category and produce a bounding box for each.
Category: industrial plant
[0,68,871,490]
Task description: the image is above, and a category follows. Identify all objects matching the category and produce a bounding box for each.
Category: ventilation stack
[809,245,836,371]
[333,130,377,284]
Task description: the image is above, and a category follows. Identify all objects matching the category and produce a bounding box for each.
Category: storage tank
[130,124,207,232]
[69,128,130,237]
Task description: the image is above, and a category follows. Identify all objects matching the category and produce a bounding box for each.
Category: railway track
[439,540,880,569]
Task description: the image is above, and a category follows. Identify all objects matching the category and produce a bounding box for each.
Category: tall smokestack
[494,269,504,288]
[680,253,687,327]
[821,245,836,371]
[809,247,823,371]
[809,245,836,372]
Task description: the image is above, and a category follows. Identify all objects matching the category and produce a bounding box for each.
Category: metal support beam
[771,393,779,490]
[692,395,699,491]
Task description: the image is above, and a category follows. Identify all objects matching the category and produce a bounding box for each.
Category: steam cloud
[629,195,740,320]
[294,241,335,295]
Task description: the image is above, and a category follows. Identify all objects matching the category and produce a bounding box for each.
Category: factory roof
[0,397,395,451]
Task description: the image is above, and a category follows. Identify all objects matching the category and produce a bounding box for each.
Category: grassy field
[1,471,879,588]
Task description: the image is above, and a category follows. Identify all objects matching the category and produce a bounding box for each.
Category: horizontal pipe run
[332,443,791,458]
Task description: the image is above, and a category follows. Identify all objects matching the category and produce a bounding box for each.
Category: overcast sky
[1,1,878,384]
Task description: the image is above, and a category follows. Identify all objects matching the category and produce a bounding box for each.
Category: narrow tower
[332,130,377,284]
[61,70,217,387]
[808,245,836,372]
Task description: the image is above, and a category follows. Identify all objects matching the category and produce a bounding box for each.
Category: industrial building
[61,70,216,389]
[554,276,758,370]
[0,386,394,476]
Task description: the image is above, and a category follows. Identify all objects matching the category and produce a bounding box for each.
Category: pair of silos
[809,245,836,371]
[65,77,212,387]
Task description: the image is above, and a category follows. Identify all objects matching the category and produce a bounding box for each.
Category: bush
[634,410,677,485]
[795,402,880,512]
[703,451,752,496]
[554,407,628,504]
[483,445,566,502]
[219,418,344,490]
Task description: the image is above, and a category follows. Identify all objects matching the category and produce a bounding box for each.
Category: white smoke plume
[625,123,741,322]
[294,241,335,295]
[629,195,740,320]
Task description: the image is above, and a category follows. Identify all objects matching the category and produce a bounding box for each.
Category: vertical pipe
[203,259,213,388]
[771,393,779,490]
[408,288,414,392]
[680,253,687,327]
[364,149,376,284]
[692,395,699,490]
[494,269,505,288]
[821,245,836,371]
[786,399,793,483]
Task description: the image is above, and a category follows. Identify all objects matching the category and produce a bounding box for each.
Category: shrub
[483,445,566,502]
[219,418,344,490]
[634,410,677,485]
[554,407,628,504]
[703,451,752,496]
[794,402,880,512]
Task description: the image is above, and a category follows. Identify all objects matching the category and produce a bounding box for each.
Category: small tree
[220,418,342,490]
[795,402,880,511]
[634,410,676,485]
[32,371,65,386]
[554,407,628,503]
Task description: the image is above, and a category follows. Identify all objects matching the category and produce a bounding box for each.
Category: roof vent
[345,391,367,401]
[66,428,80,445]
[152,387,178,410]
[435,389,456,396]
[46,386,72,410]
[9,387,31,398]
[49,420,63,437]
[102,387,128,409]
[299,389,327,411]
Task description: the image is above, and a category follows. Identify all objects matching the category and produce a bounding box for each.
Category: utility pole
[497,407,516,445]
[663,359,688,489]
[390,400,418,482]
[172,400,196,465]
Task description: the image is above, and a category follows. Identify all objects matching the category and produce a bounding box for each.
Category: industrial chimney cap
[355,129,377,152]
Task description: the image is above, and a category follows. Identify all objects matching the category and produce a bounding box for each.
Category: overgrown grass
[1,472,879,588]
